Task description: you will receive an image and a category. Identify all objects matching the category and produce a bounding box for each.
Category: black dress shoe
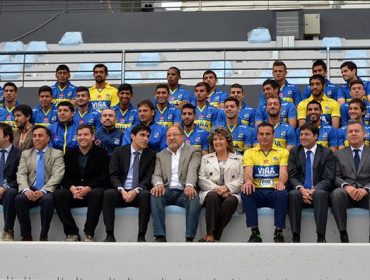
[340,233,349,243]
[137,235,146,242]
[317,237,327,243]
[104,235,116,242]
[21,236,33,241]
[155,236,167,242]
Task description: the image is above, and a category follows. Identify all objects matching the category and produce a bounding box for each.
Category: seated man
[53,124,109,242]
[241,122,289,243]
[151,126,201,242]
[15,125,65,241]
[0,123,21,241]
[288,123,335,243]
[331,119,370,243]
[103,125,156,242]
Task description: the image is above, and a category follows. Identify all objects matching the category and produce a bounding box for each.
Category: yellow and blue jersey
[51,81,77,106]
[340,100,370,126]
[253,122,296,148]
[89,83,119,112]
[168,85,192,106]
[122,122,168,152]
[243,144,289,188]
[94,128,124,157]
[338,78,370,102]
[194,102,219,132]
[256,100,297,124]
[73,106,102,132]
[217,106,256,128]
[296,124,338,148]
[111,103,140,133]
[191,88,228,108]
[32,104,58,127]
[154,103,181,128]
[298,95,340,126]
[259,80,302,106]
[183,125,209,151]
[0,105,16,130]
[303,79,339,100]
[47,120,79,154]
[337,124,370,148]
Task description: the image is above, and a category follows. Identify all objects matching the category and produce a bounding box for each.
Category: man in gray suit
[15,125,65,241]
[151,125,201,242]
[331,119,370,243]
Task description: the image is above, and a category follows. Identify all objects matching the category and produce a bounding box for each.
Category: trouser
[0,187,17,231]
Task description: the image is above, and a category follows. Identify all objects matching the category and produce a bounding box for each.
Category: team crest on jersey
[178,94,183,99]
[238,133,243,139]
[52,116,57,121]
[195,137,200,143]
[114,138,120,145]
[244,113,250,118]
[281,110,286,115]
[73,135,77,141]
[88,119,94,124]
[154,132,160,138]
[168,115,173,120]
[129,116,134,121]
[67,92,72,97]
[206,114,211,119]
[273,157,278,162]
[106,94,110,98]
[323,133,328,138]
[288,91,292,95]
[281,130,286,136]
[325,106,329,111]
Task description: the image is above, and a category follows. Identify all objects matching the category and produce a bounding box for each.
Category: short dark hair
[57,101,74,112]
[181,103,196,114]
[229,83,244,92]
[257,122,274,133]
[38,85,52,96]
[350,79,364,88]
[195,82,211,93]
[263,79,280,89]
[312,59,327,71]
[76,86,90,95]
[340,61,357,72]
[0,123,14,143]
[137,99,155,110]
[273,61,287,70]
[300,123,319,138]
[56,64,70,73]
[309,74,326,86]
[32,125,51,139]
[307,100,322,111]
[168,67,180,75]
[203,70,217,79]
[349,98,367,113]
[93,64,108,74]
[131,124,151,136]
[13,104,33,123]
[3,82,17,92]
[118,83,133,95]
[155,84,169,93]
[224,96,239,107]
[77,124,94,135]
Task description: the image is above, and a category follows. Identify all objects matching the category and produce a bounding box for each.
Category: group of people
[0,59,369,243]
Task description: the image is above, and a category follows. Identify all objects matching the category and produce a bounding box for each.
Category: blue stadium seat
[210,61,233,85]
[106,62,122,79]
[136,52,161,67]
[287,69,311,84]
[248,28,271,43]
[321,37,342,53]
[0,64,22,80]
[147,71,167,83]
[2,41,24,52]
[58,32,84,46]
[124,71,143,84]
[345,50,369,77]
[73,63,95,79]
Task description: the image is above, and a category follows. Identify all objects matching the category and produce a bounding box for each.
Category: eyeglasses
[166,133,183,138]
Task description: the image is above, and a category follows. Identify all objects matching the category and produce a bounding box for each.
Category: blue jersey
[191,88,228,108]
[32,104,58,127]
[94,128,124,157]
[0,105,16,129]
[0,87,3,106]
[48,120,79,154]
[296,124,338,148]
[254,122,296,148]
[111,103,140,133]
[194,103,219,132]
[338,124,370,147]
[51,81,77,106]
[74,106,102,132]
[216,120,253,155]
[183,125,209,151]
[255,101,297,124]
[259,80,302,106]
[155,103,181,128]
[340,100,370,126]
[303,79,339,100]
[122,122,167,152]
[217,106,256,128]
[338,78,370,102]
[168,85,192,106]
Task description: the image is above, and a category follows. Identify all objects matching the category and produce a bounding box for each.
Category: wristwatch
[134,188,142,194]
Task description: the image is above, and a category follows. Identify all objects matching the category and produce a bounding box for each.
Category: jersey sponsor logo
[79,119,84,124]
[259,179,275,187]
[43,118,48,123]
[98,95,102,99]
[120,118,125,122]
[54,133,58,140]
[186,139,190,144]
[6,115,11,120]
[264,160,269,164]
[257,166,277,175]
[199,114,204,119]
[59,93,63,98]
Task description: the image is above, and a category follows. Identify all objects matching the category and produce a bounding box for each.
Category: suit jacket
[334,145,370,189]
[3,145,22,190]
[13,129,34,151]
[16,147,65,193]
[110,145,156,190]
[152,144,201,188]
[61,144,109,190]
[288,144,335,192]
[198,152,244,213]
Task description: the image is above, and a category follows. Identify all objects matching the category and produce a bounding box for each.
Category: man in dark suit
[53,124,109,242]
[288,123,335,243]
[15,125,65,241]
[331,119,370,243]
[0,123,21,241]
[103,124,156,242]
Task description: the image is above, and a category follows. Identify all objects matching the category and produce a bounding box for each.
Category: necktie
[0,150,6,186]
[304,150,312,189]
[354,149,360,171]
[35,151,45,190]
[131,151,140,189]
